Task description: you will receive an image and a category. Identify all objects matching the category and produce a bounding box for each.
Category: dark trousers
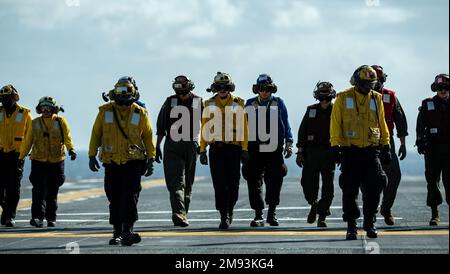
[424,144,449,207]
[0,151,24,220]
[339,146,387,222]
[209,143,242,213]
[301,146,335,216]
[29,160,65,221]
[245,146,285,211]
[104,160,144,226]
[380,137,402,214]
[163,139,197,215]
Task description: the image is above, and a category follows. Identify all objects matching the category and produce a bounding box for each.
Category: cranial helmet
[207,72,235,93]
[36,96,64,114]
[0,84,20,103]
[350,65,378,94]
[172,75,195,95]
[431,73,449,92]
[313,81,336,101]
[107,77,140,106]
[252,74,277,94]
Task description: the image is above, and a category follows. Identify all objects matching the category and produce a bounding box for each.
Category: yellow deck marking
[0,230,448,238]
[3,178,166,212]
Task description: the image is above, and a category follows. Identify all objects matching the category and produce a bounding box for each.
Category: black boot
[346,221,358,240]
[267,205,279,226]
[0,212,6,226]
[307,203,318,224]
[363,216,378,239]
[219,210,230,230]
[121,223,141,246]
[430,206,440,226]
[109,224,122,245]
[5,218,16,228]
[250,210,265,227]
[30,218,43,228]
[317,215,327,228]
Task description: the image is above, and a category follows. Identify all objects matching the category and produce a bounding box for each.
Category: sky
[1,0,448,151]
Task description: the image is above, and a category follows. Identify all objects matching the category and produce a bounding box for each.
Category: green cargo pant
[163,139,198,215]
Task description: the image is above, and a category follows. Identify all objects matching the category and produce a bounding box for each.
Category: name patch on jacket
[308,109,317,118]
[105,112,113,124]
[131,112,140,125]
[53,121,60,129]
[0,112,3,122]
[346,98,354,109]
[370,99,376,111]
[430,128,438,134]
[383,94,391,103]
[427,101,435,111]
[15,113,23,122]
[171,98,178,107]
[192,98,201,109]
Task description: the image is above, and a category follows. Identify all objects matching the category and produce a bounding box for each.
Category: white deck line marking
[8,217,404,223]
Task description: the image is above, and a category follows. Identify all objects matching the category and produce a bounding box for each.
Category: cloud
[362,7,416,24]
[273,1,321,29]
[181,22,216,39]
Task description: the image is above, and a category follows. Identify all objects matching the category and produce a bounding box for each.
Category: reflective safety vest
[330,87,390,148]
[96,103,150,164]
[200,94,248,152]
[162,93,202,141]
[305,103,333,146]
[29,116,67,162]
[0,105,31,153]
[381,88,396,135]
[421,96,449,144]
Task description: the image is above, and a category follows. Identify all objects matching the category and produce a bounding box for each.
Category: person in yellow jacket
[19,97,76,228]
[330,65,391,240]
[0,85,32,227]
[89,77,156,246]
[199,72,249,229]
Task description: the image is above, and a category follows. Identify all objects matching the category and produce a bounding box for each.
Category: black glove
[68,149,77,161]
[155,147,162,163]
[17,159,25,173]
[283,142,293,159]
[416,139,427,155]
[144,159,154,177]
[241,151,249,165]
[380,145,392,165]
[398,144,407,160]
[89,156,100,172]
[331,146,342,166]
[200,152,208,165]
[296,150,305,168]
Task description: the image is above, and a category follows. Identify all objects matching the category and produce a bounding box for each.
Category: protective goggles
[114,85,134,96]
[0,87,13,96]
[38,101,55,108]
[213,84,233,91]
[253,85,276,93]
[436,85,449,92]
[173,83,189,90]
[317,82,333,90]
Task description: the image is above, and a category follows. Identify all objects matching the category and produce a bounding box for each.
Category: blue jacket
[245,95,293,147]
